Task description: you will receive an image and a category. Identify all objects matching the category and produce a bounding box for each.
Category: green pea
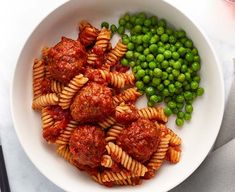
[157,47,165,54]
[138,55,146,62]
[164,79,170,86]
[146,61,155,69]
[152,68,162,77]
[161,34,169,42]
[147,101,155,107]
[157,26,165,35]
[191,81,199,90]
[176,95,184,103]
[184,91,193,100]
[166,67,173,74]
[185,104,193,113]
[176,118,184,126]
[163,50,172,59]
[177,73,185,82]
[176,29,186,38]
[150,35,159,44]
[146,54,155,62]
[172,69,180,77]
[141,62,148,69]
[101,21,109,28]
[172,108,179,114]
[156,54,164,62]
[135,17,144,25]
[162,72,168,80]
[146,86,156,96]
[177,111,185,119]
[117,26,125,35]
[168,84,176,93]
[122,38,129,45]
[158,19,166,27]
[125,51,134,59]
[166,27,173,35]
[173,61,181,70]
[110,24,117,33]
[193,76,201,83]
[150,95,159,103]
[184,39,193,48]
[157,84,164,91]
[121,58,129,66]
[194,55,200,62]
[191,47,198,55]
[168,74,174,81]
[134,52,140,59]
[143,75,151,84]
[168,101,177,109]
[164,107,172,116]
[175,81,182,88]
[162,88,169,96]
[129,61,136,67]
[136,45,144,52]
[161,60,169,69]
[124,13,130,21]
[169,35,176,44]
[127,42,135,50]
[197,87,204,96]
[149,44,158,53]
[136,35,143,44]
[185,72,191,81]
[172,52,180,60]
[135,81,144,90]
[143,48,150,56]
[178,47,187,56]
[185,52,194,62]
[152,77,161,87]
[192,62,201,71]
[177,103,184,110]
[184,113,192,121]
[181,64,188,73]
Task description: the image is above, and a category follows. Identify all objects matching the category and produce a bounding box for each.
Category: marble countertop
[0,0,235,191]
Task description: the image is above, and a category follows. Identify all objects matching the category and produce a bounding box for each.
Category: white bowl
[11,0,225,192]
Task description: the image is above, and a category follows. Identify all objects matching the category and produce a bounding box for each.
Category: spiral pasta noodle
[138,107,168,123]
[101,169,132,183]
[41,107,54,129]
[167,146,181,164]
[32,93,59,110]
[50,80,65,93]
[99,70,125,88]
[98,116,116,129]
[115,177,141,186]
[113,87,142,105]
[147,134,171,171]
[105,40,127,66]
[92,173,104,185]
[101,155,114,168]
[56,145,73,163]
[33,59,45,100]
[106,142,148,176]
[79,22,99,47]
[168,129,182,146]
[95,27,111,52]
[55,120,79,146]
[119,72,136,85]
[105,125,124,142]
[87,52,99,66]
[59,74,89,109]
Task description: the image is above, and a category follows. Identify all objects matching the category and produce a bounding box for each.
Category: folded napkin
[171,61,235,192]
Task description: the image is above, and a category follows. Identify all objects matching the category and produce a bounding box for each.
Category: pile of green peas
[101,12,204,127]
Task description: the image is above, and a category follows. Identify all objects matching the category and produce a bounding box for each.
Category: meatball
[70,82,115,123]
[48,37,87,83]
[69,125,106,168]
[117,118,161,163]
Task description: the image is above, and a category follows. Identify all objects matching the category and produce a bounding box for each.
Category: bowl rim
[10,0,225,191]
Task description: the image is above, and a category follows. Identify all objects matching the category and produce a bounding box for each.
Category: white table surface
[1,0,235,192]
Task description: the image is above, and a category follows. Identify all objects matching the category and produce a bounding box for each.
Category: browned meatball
[117,118,161,163]
[69,125,106,168]
[48,37,87,83]
[70,82,115,123]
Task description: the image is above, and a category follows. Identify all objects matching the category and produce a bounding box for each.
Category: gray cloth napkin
[170,61,235,192]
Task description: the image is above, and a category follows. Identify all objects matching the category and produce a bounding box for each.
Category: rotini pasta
[55,120,79,146]
[168,128,182,146]
[138,107,168,123]
[101,155,114,168]
[32,93,59,110]
[59,74,89,109]
[105,124,124,142]
[101,169,132,183]
[98,116,116,129]
[119,72,136,85]
[115,177,141,186]
[113,87,142,105]
[33,59,45,100]
[41,107,54,129]
[95,27,111,52]
[87,52,99,66]
[166,146,181,164]
[105,40,127,67]
[99,70,125,88]
[50,80,65,93]
[106,142,148,176]
[91,172,104,185]
[56,144,73,163]
[147,134,171,171]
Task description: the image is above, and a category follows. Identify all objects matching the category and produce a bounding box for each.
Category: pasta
[98,116,116,129]
[138,107,168,123]
[147,134,171,171]
[50,80,65,93]
[105,124,124,142]
[105,40,127,67]
[55,120,79,146]
[32,19,182,188]
[166,146,181,164]
[32,59,45,100]
[106,142,148,176]
[101,155,114,168]
[56,144,73,163]
[113,87,142,105]
[32,93,59,110]
[59,74,89,109]
[41,107,54,129]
